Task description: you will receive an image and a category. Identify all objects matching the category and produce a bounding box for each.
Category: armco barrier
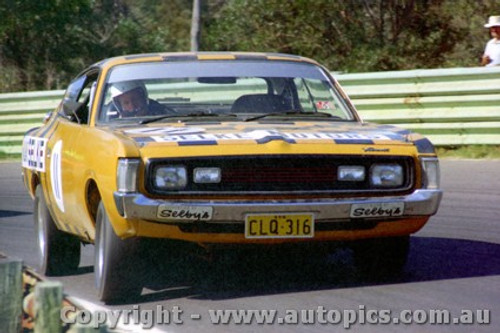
[1,67,500,158]
[0,89,64,157]
[338,66,500,146]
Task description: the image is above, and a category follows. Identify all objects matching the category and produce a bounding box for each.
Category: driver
[110,80,167,117]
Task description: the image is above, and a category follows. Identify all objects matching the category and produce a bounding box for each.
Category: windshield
[97,61,356,123]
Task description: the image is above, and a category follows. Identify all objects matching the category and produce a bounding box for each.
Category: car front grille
[146,155,415,196]
[223,166,336,183]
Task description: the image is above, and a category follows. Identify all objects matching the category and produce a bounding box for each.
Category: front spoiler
[113,189,442,224]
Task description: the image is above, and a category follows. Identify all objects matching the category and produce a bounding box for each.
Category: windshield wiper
[244,110,339,122]
[140,112,238,124]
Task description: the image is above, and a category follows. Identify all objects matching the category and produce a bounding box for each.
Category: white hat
[484,16,500,28]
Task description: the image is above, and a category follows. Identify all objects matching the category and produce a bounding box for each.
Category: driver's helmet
[110,80,148,112]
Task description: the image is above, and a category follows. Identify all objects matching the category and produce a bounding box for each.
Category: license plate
[245,213,314,239]
[350,202,404,218]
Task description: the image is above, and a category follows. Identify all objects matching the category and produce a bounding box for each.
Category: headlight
[420,157,440,189]
[338,165,365,181]
[370,164,403,187]
[117,158,140,192]
[194,167,221,183]
[154,165,187,190]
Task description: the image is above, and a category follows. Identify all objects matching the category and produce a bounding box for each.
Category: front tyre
[94,201,142,303]
[34,185,80,276]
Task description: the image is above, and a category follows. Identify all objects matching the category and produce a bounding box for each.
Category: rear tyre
[94,201,143,303]
[34,185,81,276]
[352,236,410,279]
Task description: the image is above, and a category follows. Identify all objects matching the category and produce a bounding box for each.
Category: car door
[44,71,99,240]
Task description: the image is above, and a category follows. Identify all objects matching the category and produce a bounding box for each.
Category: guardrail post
[34,280,63,333]
[0,257,23,333]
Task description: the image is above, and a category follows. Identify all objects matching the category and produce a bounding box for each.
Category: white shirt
[484,38,500,66]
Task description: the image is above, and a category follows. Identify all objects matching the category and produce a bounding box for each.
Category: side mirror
[61,98,83,118]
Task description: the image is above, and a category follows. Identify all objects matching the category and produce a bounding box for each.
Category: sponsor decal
[363,147,390,152]
[150,130,392,144]
[125,126,205,136]
[157,205,213,222]
[350,202,404,218]
[315,101,336,110]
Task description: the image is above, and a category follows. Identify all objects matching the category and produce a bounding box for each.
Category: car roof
[91,51,321,71]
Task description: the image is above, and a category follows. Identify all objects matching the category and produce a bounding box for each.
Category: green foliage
[0,0,198,92]
[0,0,499,92]
[203,0,496,72]
[0,0,94,90]
[437,145,500,159]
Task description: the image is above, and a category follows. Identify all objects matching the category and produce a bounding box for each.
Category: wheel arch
[29,172,41,199]
[85,178,102,228]
[83,170,137,240]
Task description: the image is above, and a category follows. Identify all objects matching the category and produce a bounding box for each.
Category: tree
[0,0,193,91]
[1,0,498,92]
[0,0,93,90]
[203,0,497,72]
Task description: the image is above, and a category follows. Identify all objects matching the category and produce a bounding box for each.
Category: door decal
[50,140,64,213]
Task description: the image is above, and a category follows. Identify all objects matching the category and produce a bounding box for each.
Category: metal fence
[1,67,499,158]
[338,66,500,146]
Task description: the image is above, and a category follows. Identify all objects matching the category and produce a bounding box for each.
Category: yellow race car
[21,52,442,302]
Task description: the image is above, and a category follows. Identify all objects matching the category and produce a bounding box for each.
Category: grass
[436,145,500,159]
[0,152,20,162]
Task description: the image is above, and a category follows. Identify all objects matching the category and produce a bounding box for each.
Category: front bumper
[114,189,442,224]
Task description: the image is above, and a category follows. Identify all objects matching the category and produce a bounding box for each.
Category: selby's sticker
[350,202,404,218]
[157,205,213,222]
[50,140,64,213]
[22,136,47,172]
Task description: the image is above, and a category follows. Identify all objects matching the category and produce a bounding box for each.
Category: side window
[294,78,351,119]
[76,79,97,124]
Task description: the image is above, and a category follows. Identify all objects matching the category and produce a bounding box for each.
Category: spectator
[481,16,500,67]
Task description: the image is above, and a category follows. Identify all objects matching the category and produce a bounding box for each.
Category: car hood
[114,121,435,154]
